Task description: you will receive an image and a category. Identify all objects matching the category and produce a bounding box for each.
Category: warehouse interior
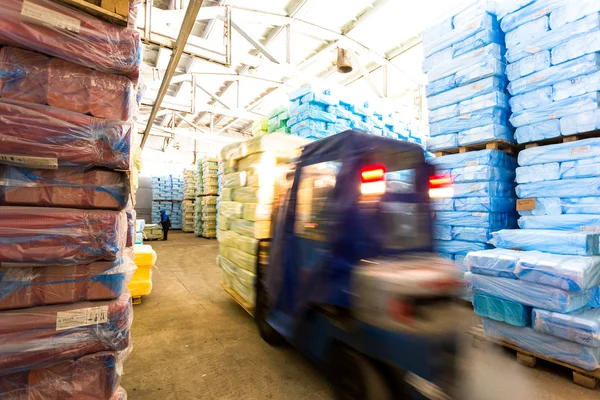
[2,0,600,399]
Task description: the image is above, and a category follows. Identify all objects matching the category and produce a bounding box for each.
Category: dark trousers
[161,223,169,240]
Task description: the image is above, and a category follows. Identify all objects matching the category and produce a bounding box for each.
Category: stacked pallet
[195,157,219,238]
[267,105,291,134]
[182,199,195,233]
[0,0,140,396]
[151,174,183,229]
[424,1,513,153]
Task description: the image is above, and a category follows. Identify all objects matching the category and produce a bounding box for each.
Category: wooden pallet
[221,283,255,317]
[53,0,129,26]
[524,129,600,149]
[132,296,142,305]
[434,140,518,157]
[468,324,600,390]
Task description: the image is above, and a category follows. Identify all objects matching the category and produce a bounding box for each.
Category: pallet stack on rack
[194,156,218,238]
[0,0,140,397]
[151,174,183,229]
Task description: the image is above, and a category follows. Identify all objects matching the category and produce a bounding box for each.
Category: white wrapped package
[506,51,551,81]
[518,138,600,166]
[452,25,503,58]
[560,156,600,179]
[550,1,600,30]
[500,0,563,33]
[551,30,600,66]
[457,124,514,146]
[426,133,457,151]
[514,120,561,144]
[510,86,553,114]
[560,109,600,136]
[217,229,259,256]
[491,229,600,256]
[515,162,560,183]
[518,214,600,231]
[242,203,272,221]
[553,71,600,102]
[518,198,562,216]
[505,15,549,49]
[562,197,600,214]
[423,13,496,57]
[496,0,535,20]
[427,77,507,111]
[533,308,600,348]
[465,248,522,279]
[426,43,504,85]
[219,201,243,219]
[430,107,508,136]
[428,91,508,124]
[515,252,600,290]
[516,177,600,198]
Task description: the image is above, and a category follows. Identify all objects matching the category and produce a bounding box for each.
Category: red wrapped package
[0,99,131,169]
[0,207,127,264]
[0,295,131,376]
[0,46,48,104]
[89,70,135,121]
[0,166,130,210]
[47,57,90,115]
[0,0,140,79]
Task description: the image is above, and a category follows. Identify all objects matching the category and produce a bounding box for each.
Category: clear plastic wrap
[515,162,560,183]
[515,251,600,290]
[551,29,600,66]
[457,124,514,146]
[423,13,496,58]
[0,207,127,264]
[428,149,516,169]
[434,239,491,255]
[230,218,271,239]
[483,318,600,371]
[474,293,531,327]
[510,86,552,114]
[431,198,454,211]
[427,76,507,111]
[453,196,516,212]
[562,197,600,214]
[232,186,275,204]
[560,108,600,136]
[514,119,561,143]
[452,25,503,58]
[518,214,600,231]
[242,203,272,222]
[550,1,600,30]
[505,15,549,49]
[0,0,141,79]
[218,201,243,219]
[507,50,551,81]
[495,0,535,20]
[218,255,256,290]
[219,142,243,162]
[217,214,231,231]
[220,188,234,202]
[426,133,457,151]
[241,133,307,158]
[423,18,453,56]
[453,181,515,198]
[0,166,129,210]
[508,54,600,97]
[217,229,258,256]
[452,226,491,242]
[560,156,600,179]
[0,99,131,169]
[465,248,522,278]
[553,71,600,102]
[533,307,600,348]
[505,11,599,63]
[449,165,515,182]
[472,274,592,313]
[218,244,257,273]
[492,229,599,256]
[500,0,563,32]
[511,92,600,128]
[0,46,136,120]
[428,91,509,123]
[518,197,562,216]
[0,294,131,375]
[434,211,516,229]
[516,177,600,198]
[430,107,509,136]
[433,225,452,241]
[518,137,600,166]
[422,46,454,73]
[222,172,246,189]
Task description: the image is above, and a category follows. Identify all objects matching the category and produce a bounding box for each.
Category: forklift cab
[258,131,462,400]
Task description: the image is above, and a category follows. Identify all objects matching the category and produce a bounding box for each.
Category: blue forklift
[254,131,462,399]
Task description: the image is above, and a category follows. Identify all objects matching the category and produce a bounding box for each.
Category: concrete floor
[123,232,599,400]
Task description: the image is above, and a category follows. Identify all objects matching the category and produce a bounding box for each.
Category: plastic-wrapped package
[428,149,516,169]
[0,166,129,210]
[424,13,496,58]
[232,186,275,204]
[0,256,135,310]
[431,198,454,211]
[496,0,535,20]
[219,244,257,273]
[427,58,505,97]
[518,137,600,166]
[222,172,246,188]
[423,47,454,74]
[0,0,140,79]
[0,350,125,399]
[219,142,243,162]
[0,99,131,169]
[219,256,256,290]
[501,0,563,32]
[220,188,234,202]
[514,119,561,143]
[453,0,494,28]
[452,25,504,58]
[511,92,600,128]
[483,318,600,371]
[0,46,48,104]
[505,12,599,64]
[550,1,600,30]
[426,133,457,151]
[506,51,551,81]
[518,197,562,216]
[0,207,126,264]
[560,109,600,136]
[518,214,600,231]
[453,196,516,212]
[509,86,553,114]
[217,229,258,256]
[551,29,600,66]
[426,43,504,85]
[461,91,510,114]
[434,239,491,255]
[560,156,600,179]
[450,165,515,183]
[423,18,453,57]
[457,124,514,146]
[434,211,515,229]
[218,201,243,219]
[428,77,507,111]
[553,71,600,102]
[453,181,515,198]
[430,107,508,136]
[241,133,307,158]
[492,229,599,256]
[533,307,600,348]
[516,177,600,198]
[515,162,559,183]
[230,218,271,239]
[242,203,272,222]
[465,248,522,279]
[474,293,531,327]
[509,54,600,97]
[0,294,131,375]
[515,251,600,290]
[562,197,600,214]
[472,274,592,313]
[452,226,491,243]
[505,15,549,49]
[433,225,452,241]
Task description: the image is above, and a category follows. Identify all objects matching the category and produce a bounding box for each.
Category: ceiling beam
[195,82,232,109]
[348,48,383,98]
[231,20,282,64]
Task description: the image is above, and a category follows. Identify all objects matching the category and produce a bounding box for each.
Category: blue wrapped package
[516,177,600,198]
[290,101,325,116]
[434,239,491,255]
[550,1,600,30]
[453,0,493,28]
[515,252,600,290]
[452,226,491,242]
[496,0,535,20]
[289,118,326,132]
[560,156,600,179]
[452,25,504,58]
[428,149,516,169]
[430,107,509,136]
[507,51,551,81]
[553,71,600,102]
[505,15,549,49]
[434,225,452,240]
[429,103,459,124]
[474,294,532,327]
[287,109,336,126]
[424,13,496,57]
[472,274,592,313]
[458,124,514,146]
[426,134,457,151]
[454,197,516,212]
[426,43,504,84]
[465,248,522,279]
[551,29,600,66]
[483,318,600,371]
[533,308,600,348]
[562,197,600,214]
[560,109,600,136]
[423,16,453,49]
[510,86,553,114]
[435,211,515,229]
[508,54,600,97]
[500,0,564,33]
[438,253,455,261]
[506,13,600,63]
[423,47,453,74]
[428,77,507,111]
[518,198,562,216]
[429,91,509,123]
[491,229,600,256]
[453,181,515,198]
[451,165,515,182]
[518,137,600,166]
[518,214,600,231]
[514,119,561,143]
[511,92,600,128]
[426,59,505,97]
[300,92,338,107]
[431,198,454,211]
[515,162,560,183]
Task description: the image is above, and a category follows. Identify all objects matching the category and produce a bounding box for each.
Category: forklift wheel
[331,345,393,400]
[255,283,285,346]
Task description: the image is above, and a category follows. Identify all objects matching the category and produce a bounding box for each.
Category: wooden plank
[132,296,142,305]
[221,282,255,317]
[434,140,517,156]
[573,372,599,390]
[521,129,600,148]
[53,0,128,26]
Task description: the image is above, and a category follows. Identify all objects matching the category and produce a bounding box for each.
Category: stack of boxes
[217,134,306,306]
[0,0,139,396]
[183,169,197,199]
[151,174,183,229]
[195,157,219,238]
[267,105,291,134]
[423,1,513,152]
[182,169,197,233]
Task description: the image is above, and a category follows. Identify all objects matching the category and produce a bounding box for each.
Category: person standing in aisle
[160,209,171,241]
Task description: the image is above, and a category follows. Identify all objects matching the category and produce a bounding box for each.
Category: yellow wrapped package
[129,244,157,298]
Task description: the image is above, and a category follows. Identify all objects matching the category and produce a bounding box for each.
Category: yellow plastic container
[129,244,157,297]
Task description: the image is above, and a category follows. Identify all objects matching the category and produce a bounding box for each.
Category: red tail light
[361,165,386,182]
[429,175,453,198]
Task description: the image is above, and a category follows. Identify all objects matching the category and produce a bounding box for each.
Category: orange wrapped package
[0,47,48,104]
[47,58,90,115]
